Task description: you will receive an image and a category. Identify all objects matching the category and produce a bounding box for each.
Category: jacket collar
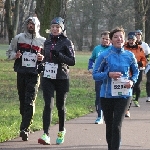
[111,45,124,53]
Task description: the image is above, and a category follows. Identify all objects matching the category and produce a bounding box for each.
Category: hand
[37,63,45,74]
[124,80,134,89]
[51,50,59,57]
[37,53,44,61]
[138,61,143,67]
[88,69,93,73]
[15,50,22,59]
[108,72,122,80]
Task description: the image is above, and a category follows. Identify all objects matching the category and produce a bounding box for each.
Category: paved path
[0,97,150,150]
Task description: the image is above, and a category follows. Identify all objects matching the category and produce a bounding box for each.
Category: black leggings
[42,78,69,134]
[101,97,131,150]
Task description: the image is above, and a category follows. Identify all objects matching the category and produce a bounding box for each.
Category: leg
[55,79,69,144]
[20,74,40,131]
[146,70,150,102]
[95,81,102,117]
[111,97,131,150]
[101,98,114,150]
[42,78,54,134]
[17,73,25,131]
[132,70,143,107]
[55,79,69,131]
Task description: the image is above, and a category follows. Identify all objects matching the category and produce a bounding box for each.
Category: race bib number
[43,63,58,79]
[111,77,130,96]
[22,52,37,67]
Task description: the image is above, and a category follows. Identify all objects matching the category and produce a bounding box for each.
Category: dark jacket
[42,33,75,79]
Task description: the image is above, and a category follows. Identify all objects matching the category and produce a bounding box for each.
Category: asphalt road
[0,97,150,150]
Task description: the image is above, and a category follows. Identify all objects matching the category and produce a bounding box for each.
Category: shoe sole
[56,140,64,145]
[20,131,28,141]
[38,138,50,145]
[95,122,103,124]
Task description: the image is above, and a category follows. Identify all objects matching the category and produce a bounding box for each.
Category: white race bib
[43,63,58,79]
[111,77,130,96]
[22,52,37,67]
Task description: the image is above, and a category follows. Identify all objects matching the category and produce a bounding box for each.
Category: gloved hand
[51,50,59,57]
[138,61,143,67]
[37,63,45,74]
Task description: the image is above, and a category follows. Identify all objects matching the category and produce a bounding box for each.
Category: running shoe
[125,111,130,117]
[20,130,29,141]
[38,133,50,145]
[56,130,66,144]
[133,100,140,107]
[146,97,150,102]
[95,117,103,124]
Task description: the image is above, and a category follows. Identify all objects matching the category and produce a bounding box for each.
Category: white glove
[88,69,93,73]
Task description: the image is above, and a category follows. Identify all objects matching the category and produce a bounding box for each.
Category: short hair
[109,27,125,40]
[101,31,110,37]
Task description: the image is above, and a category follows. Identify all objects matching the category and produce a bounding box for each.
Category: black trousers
[101,97,131,150]
[133,70,143,101]
[146,69,150,97]
[42,77,69,134]
[17,73,40,131]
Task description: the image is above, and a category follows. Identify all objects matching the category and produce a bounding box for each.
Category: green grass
[0,47,95,142]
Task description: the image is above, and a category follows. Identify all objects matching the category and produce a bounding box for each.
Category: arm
[56,40,75,66]
[92,54,108,81]
[140,51,147,67]
[6,35,20,60]
[88,47,97,70]
[130,54,139,83]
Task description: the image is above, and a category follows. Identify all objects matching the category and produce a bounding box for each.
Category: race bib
[111,77,130,96]
[22,52,37,67]
[43,63,58,79]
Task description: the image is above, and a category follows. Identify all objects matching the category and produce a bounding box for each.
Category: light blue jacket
[92,45,139,98]
[88,45,111,70]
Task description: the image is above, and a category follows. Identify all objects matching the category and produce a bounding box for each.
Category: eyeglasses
[136,34,141,35]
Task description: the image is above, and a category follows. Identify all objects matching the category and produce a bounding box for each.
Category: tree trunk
[4,0,13,44]
[13,0,20,36]
[145,7,150,44]
[134,0,150,41]
[36,0,66,38]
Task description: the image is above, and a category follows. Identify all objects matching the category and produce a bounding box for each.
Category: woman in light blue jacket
[93,27,139,150]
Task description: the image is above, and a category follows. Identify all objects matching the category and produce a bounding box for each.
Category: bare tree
[35,0,68,38]
[4,0,20,44]
[134,0,150,41]
[145,7,150,44]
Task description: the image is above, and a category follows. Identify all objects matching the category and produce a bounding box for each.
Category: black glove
[51,50,59,57]
[138,61,143,67]
[37,63,45,74]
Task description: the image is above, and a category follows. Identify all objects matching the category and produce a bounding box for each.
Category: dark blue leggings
[95,81,102,117]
